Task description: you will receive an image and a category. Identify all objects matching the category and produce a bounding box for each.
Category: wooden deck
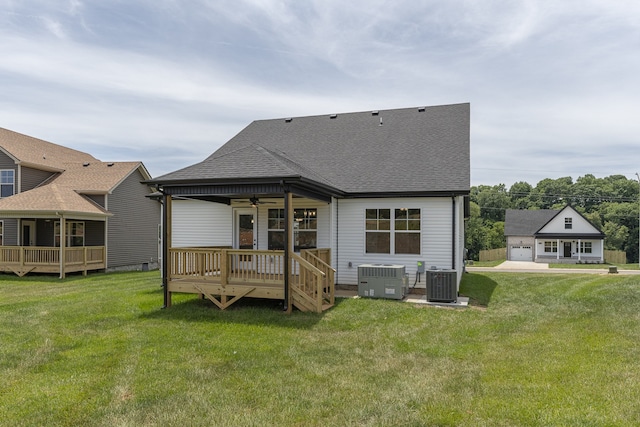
[0,246,106,277]
[167,247,335,313]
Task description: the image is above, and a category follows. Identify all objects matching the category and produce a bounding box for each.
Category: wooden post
[60,217,66,279]
[162,194,172,308]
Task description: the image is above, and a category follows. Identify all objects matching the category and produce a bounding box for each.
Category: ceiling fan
[249,196,275,207]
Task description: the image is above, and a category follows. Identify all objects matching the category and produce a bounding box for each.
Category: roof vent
[371,110,379,116]
[83,162,90,167]
[379,117,383,126]
[107,162,114,167]
[418,107,426,112]
[329,114,337,119]
[285,118,292,123]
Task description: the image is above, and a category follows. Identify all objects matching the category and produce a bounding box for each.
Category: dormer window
[0,170,15,198]
[565,217,572,229]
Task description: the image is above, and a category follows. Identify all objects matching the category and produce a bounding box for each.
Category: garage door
[511,246,532,261]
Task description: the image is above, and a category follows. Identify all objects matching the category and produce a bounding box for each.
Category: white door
[511,246,532,261]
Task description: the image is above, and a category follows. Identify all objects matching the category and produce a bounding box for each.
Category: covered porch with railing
[167,247,335,313]
[0,246,106,277]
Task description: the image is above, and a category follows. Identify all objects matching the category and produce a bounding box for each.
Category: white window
[365,208,421,254]
[565,218,572,229]
[544,241,557,253]
[55,221,85,247]
[267,209,317,251]
[580,242,592,254]
[0,170,15,198]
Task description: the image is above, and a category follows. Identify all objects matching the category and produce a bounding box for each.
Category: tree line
[466,174,640,263]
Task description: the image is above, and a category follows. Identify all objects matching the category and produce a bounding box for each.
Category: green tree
[472,184,511,222]
[603,222,629,251]
[509,181,534,209]
[534,176,573,208]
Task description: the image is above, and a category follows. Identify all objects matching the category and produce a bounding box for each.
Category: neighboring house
[149,103,470,312]
[504,205,605,263]
[0,128,160,277]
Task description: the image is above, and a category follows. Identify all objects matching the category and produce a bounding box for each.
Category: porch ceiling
[161,180,335,204]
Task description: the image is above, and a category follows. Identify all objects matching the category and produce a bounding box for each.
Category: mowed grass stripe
[1,271,639,426]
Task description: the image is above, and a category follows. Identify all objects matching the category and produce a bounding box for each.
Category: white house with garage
[504,205,605,263]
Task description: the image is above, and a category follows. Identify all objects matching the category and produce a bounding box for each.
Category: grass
[2,271,640,426]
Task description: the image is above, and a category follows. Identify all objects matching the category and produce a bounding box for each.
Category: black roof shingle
[153,103,470,195]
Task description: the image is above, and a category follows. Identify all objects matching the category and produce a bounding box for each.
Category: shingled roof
[0,127,97,171]
[0,129,150,218]
[504,209,560,236]
[153,103,470,195]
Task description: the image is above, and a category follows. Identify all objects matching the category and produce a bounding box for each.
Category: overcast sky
[1,1,638,187]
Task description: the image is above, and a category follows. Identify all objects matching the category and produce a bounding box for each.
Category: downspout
[283,183,291,312]
[451,196,456,270]
[335,198,338,285]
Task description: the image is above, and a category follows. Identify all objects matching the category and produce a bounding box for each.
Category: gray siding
[106,168,160,269]
[85,194,106,208]
[21,167,56,192]
[0,151,16,169]
[1,218,18,245]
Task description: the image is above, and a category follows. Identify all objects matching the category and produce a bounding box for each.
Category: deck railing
[0,246,106,276]
[168,247,334,312]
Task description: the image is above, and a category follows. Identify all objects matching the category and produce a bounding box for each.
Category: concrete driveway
[467,261,640,275]
[494,261,549,270]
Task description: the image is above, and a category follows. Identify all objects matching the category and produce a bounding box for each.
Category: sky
[1,0,639,187]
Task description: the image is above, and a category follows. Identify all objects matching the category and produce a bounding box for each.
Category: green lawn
[1,271,640,426]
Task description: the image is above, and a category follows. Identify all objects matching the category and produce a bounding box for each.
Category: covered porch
[159,179,340,313]
[534,236,604,264]
[0,214,109,278]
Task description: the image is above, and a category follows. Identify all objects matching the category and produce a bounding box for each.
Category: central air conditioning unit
[426,269,457,303]
[358,264,408,300]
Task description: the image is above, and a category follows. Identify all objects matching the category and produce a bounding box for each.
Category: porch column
[556,239,560,260]
[283,189,293,313]
[162,194,172,308]
[59,217,66,279]
[600,240,604,262]
[578,239,581,262]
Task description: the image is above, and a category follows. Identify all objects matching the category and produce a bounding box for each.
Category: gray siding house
[149,103,470,312]
[0,128,160,277]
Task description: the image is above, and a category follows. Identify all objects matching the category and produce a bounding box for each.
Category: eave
[0,210,111,221]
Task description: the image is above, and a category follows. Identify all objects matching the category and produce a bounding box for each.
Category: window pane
[378,219,390,231]
[395,219,407,230]
[297,231,316,250]
[366,209,377,220]
[0,185,13,198]
[366,232,390,254]
[365,220,377,231]
[395,209,407,220]
[395,233,420,254]
[268,231,284,250]
[379,209,390,220]
[407,220,421,231]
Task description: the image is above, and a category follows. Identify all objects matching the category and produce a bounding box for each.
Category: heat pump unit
[426,269,457,303]
[358,264,408,300]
